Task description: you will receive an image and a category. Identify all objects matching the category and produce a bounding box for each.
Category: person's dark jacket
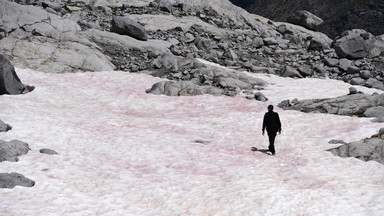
[262,111,281,133]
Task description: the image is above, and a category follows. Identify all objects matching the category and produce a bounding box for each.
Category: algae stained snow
[0,68,384,216]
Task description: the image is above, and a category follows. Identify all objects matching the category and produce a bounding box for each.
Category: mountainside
[231,0,384,38]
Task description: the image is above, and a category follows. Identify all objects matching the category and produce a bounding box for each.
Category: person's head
[267,104,274,111]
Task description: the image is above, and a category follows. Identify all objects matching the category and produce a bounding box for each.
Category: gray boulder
[0,120,11,132]
[338,58,352,71]
[308,38,328,51]
[152,53,179,72]
[366,78,384,90]
[110,16,148,41]
[366,34,384,58]
[148,80,223,96]
[253,92,268,102]
[0,54,26,95]
[333,30,372,59]
[323,58,339,67]
[287,10,323,30]
[0,172,35,188]
[0,140,30,162]
[280,65,303,78]
[40,149,59,155]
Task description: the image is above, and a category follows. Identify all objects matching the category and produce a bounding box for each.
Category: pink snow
[0,68,383,216]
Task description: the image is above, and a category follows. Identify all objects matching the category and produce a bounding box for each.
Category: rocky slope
[231,0,384,39]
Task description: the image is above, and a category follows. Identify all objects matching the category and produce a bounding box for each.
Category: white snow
[1,68,384,216]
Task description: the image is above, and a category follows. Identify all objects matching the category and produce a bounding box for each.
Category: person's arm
[262,113,266,136]
[276,113,282,134]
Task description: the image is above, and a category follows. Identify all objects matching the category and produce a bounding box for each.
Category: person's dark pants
[267,131,277,155]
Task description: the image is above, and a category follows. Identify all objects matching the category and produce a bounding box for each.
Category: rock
[333,32,369,59]
[298,66,313,77]
[338,58,352,71]
[360,70,372,79]
[0,120,11,132]
[223,49,238,61]
[349,87,358,95]
[0,34,116,73]
[279,93,379,117]
[0,172,35,188]
[287,10,323,30]
[152,53,179,72]
[40,149,58,155]
[0,0,80,36]
[308,38,328,51]
[277,24,294,35]
[350,77,365,85]
[280,65,303,78]
[367,34,384,58]
[0,140,30,162]
[148,80,223,96]
[329,137,384,165]
[346,66,360,74]
[0,54,27,95]
[252,37,264,48]
[323,58,339,67]
[254,92,268,102]
[263,37,279,46]
[158,0,172,13]
[363,106,384,118]
[110,16,148,41]
[328,139,347,144]
[366,78,384,90]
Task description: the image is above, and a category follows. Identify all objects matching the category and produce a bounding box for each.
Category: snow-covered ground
[1,68,384,216]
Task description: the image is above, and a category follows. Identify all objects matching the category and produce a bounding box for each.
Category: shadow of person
[251,147,272,155]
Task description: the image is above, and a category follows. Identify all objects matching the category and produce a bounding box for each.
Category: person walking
[262,105,281,155]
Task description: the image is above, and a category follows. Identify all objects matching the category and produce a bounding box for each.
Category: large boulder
[366,34,384,58]
[286,10,323,30]
[148,80,224,96]
[280,65,303,78]
[0,140,30,162]
[110,16,148,41]
[0,54,26,95]
[0,172,35,188]
[333,29,373,59]
[334,35,368,59]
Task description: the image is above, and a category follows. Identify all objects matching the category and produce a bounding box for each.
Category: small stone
[349,87,358,95]
[40,149,58,155]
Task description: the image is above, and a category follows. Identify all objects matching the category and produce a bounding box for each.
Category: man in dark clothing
[262,105,281,155]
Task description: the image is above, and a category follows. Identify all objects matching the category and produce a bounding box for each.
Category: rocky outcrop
[0,140,30,162]
[0,173,35,188]
[278,92,384,122]
[287,10,323,30]
[329,128,384,165]
[148,80,224,96]
[148,59,267,96]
